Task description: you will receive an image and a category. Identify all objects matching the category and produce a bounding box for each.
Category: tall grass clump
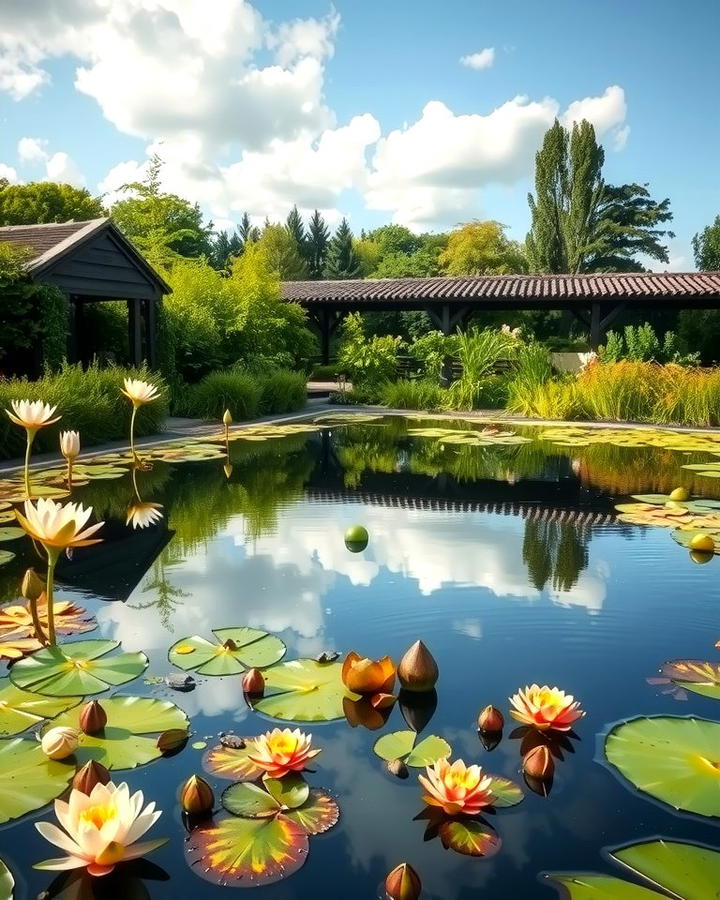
[506,343,554,415]
[0,362,167,459]
[381,379,446,410]
[451,328,516,410]
[258,370,307,414]
[187,371,262,421]
[576,361,658,422]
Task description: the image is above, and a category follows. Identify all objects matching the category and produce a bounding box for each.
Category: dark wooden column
[426,304,469,335]
[589,301,626,350]
[67,297,81,363]
[127,299,143,365]
[143,299,157,368]
[590,302,602,350]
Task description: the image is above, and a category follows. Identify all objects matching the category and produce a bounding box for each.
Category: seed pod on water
[397,640,438,693]
[522,745,554,779]
[477,705,504,733]
[242,667,265,695]
[385,862,422,900]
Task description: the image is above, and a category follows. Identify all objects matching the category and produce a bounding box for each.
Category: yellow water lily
[35,781,166,877]
[509,684,585,732]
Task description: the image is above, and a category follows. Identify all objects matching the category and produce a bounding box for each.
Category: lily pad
[0,737,73,824]
[204,739,264,781]
[659,660,720,700]
[222,782,285,818]
[10,640,148,697]
[265,773,310,810]
[0,677,79,736]
[438,819,501,857]
[604,716,720,817]
[373,730,451,767]
[486,775,524,808]
[0,859,12,900]
[672,528,720,555]
[169,627,286,676]
[0,529,24,543]
[0,552,14,568]
[253,659,351,722]
[43,695,189,769]
[185,813,309,887]
[284,789,339,835]
[548,839,720,899]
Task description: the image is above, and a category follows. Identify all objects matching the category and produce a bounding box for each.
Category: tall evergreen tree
[285,205,308,267]
[307,209,331,279]
[526,120,569,273]
[323,218,361,279]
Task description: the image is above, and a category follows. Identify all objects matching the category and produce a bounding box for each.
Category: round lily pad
[373,730,451,767]
[253,659,351,722]
[659,660,720,700]
[265,773,310,810]
[0,677,79,736]
[672,529,720,555]
[43,695,189,769]
[284,789,339,835]
[0,552,14,568]
[0,737,73,824]
[438,819,501,857]
[10,640,148,697]
[222,782,285,818]
[605,716,720,817]
[0,529,24,543]
[204,739,263,781]
[486,775,524,808]
[169,627,286,676]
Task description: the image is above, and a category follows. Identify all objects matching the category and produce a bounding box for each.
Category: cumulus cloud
[0,163,19,183]
[15,136,85,186]
[17,136,47,164]
[460,48,495,70]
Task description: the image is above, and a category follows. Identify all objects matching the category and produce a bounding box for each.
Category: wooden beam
[143,299,157,368]
[600,301,626,331]
[127,299,142,365]
[570,308,590,329]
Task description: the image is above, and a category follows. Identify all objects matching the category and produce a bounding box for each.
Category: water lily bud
[669,486,689,502]
[223,463,233,480]
[41,726,79,760]
[21,567,44,602]
[72,760,110,794]
[522,745,554,779]
[157,729,189,754]
[385,862,422,900]
[223,409,232,426]
[60,430,80,461]
[478,705,504,732]
[397,640,438,693]
[79,700,107,735]
[181,774,214,815]
[242,667,265,695]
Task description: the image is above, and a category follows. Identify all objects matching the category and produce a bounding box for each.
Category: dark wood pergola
[283,272,720,362]
[0,218,170,368]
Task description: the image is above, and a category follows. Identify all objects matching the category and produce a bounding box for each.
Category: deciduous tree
[0,180,105,225]
[438,221,527,275]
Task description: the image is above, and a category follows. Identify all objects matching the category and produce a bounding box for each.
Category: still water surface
[1,416,719,899]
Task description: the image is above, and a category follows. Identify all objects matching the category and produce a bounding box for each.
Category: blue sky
[1,0,718,268]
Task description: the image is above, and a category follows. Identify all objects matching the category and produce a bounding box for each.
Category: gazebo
[283,272,720,362]
[0,217,170,368]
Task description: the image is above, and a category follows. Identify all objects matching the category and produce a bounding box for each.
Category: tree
[111,156,213,264]
[211,229,242,270]
[372,249,441,278]
[307,210,330,279]
[526,120,673,273]
[238,212,260,248]
[0,180,105,225]
[324,218,361,279]
[286,206,308,269]
[692,215,720,270]
[255,224,308,280]
[367,224,422,256]
[438,221,528,275]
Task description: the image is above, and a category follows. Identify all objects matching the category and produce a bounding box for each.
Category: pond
[1,413,720,899]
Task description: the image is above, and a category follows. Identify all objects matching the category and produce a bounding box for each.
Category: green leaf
[659,660,720,700]
[0,676,79,736]
[43,695,189,770]
[0,737,73,824]
[204,740,264,782]
[264,773,309,810]
[283,789,339,835]
[373,730,451,767]
[184,813,309,887]
[548,874,661,898]
[10,640,148,697]
[222,782,281,818]
[0,552,14,569]
[486,775,524,808]
[0,528,24,543]
[671,529,720,555]
[0,859,13,900]
[604,716,720,817]
[169,627,286,676]
[438,819,501,857]
[253,659,351,722]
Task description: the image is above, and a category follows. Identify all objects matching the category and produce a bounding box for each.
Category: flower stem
[67,458,73,489]
[45,548,60,645]
[23,429,36,499]
[130,404,139,464]
[28,591,47,645]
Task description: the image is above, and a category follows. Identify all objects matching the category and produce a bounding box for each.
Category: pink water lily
[34,781,166,877]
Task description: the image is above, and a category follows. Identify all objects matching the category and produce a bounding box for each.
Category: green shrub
[258,370,306,414]
[451,328,517,409]
[338,313,404,387]
[408,331,456,380]
[0,362,167,459]
[187,371,262,421]
[381,379,446,410]
[311,363,345,380]
[474,375,509,408]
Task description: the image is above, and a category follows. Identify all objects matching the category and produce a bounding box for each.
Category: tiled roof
[0,219,106,269]
[283,272,720,304]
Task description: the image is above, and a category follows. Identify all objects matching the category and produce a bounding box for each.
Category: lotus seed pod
[72,760,111,795]
[41,726,79,760]
[397,640,438,692]
[79,700,107,735]
[181,774,215,815]
[242,667,265,695]
[477,705,504,732]
[385,862,422,900]
[522,745,554,779]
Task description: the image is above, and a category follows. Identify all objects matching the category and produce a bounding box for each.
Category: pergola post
[127,299,143,366]
[143,299,157,368]
[590,302,602,350]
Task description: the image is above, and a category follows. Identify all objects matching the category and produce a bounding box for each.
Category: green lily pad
[169,627,286,676]
[548,839,720,899]
[222,782,284,818]
[0,529,24,543]
[671,529,720,555]
[486,775,524,808]
[253,659,351,722]
[43,695,189,769]
[0,552,15,568]
[373,730,451,767]
[185,813,309,887]
[659,660,720,700]
[265,773,310,810]
[604,716,720,817]
[284,789,339,835]
[204,739,263,781]
[0,859,12,900]
[0,677,79,736]
[438,819,501,857]
[0,737,73,824]
[10,640,148,697]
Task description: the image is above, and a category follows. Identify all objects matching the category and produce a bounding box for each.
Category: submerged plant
[5,399,61,498]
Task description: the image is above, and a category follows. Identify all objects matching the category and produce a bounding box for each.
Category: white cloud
[268,8,340,67]
[561,84,628,151]
[14,137,85,187]
[460,47,495,70]
[0,164,19,184]
[17,136,47,163]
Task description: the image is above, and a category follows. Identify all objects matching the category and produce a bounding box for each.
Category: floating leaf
[204,739,263,781]
[265,773,310,810]
[0,677,79,736]
[185,813,308,887]
[0,552,14,568]
[253,659,351,722]
[284,789,339,835]
[672,528,720,555]
[659,660,720,700]
[548,839,720,899]
[0,529,24,543]
[0,600,96,640]
[43,696,189,769]
[169,627,286,676]
[0,737,73,824]
[10,640,148,697]
[222,782,282,818]
[604,716,720,817]
[373,730,451,767]
[486,775,524,808]
[0,859,12,900]
[438,819,501,857]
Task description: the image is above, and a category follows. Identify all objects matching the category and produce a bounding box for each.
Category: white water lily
[34,781,166,877]
[121,379,160,407]
[59,430,80,461]
[5,399,61,431]
[16,498,103,551]
[126,501,164,530]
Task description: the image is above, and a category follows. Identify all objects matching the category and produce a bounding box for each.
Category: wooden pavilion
[283,272,720,362]
[0,217,169,369]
